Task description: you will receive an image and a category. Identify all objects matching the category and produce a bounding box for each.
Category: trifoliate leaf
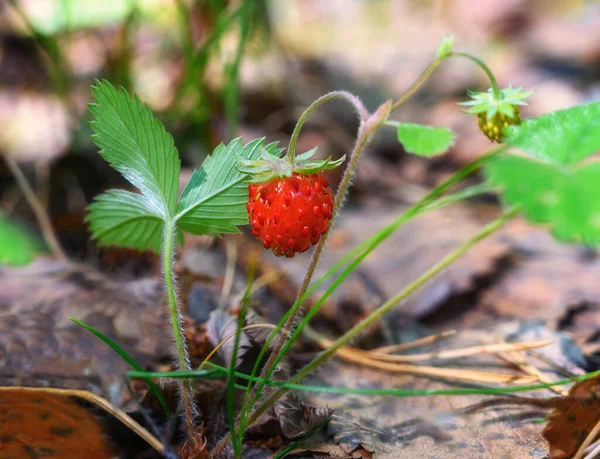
[504,102,600,166]
[486,154,600,246]
[89,80,180,219]
[436,35,454,59]
[393,122,455,156]
[0,214,41,266]
[176,138,267,236]
[86,189,167,252]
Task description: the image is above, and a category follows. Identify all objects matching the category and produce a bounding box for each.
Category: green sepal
[458,85,532,121]
[236,146,346,184]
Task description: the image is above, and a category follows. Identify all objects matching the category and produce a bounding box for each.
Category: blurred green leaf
[486,154,600,246]
[176,138,266,236]
[0,214,40,266]
[393,122,455,157]
[504,102,600,166]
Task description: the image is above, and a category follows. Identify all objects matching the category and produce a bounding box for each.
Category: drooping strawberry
[238,146,344,257]
[458,86,532,143]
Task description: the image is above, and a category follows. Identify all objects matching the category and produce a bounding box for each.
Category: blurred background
[1,0,599,262]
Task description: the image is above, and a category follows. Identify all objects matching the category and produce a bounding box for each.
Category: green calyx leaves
[486,101,600,246]
[236,146,346,184]
[86,80,270,252]
[459,85,532,121]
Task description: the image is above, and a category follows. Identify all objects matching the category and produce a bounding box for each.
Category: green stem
[451,52,501,98]
[163,221,197,443]
[391,50,502,113]
[285,91,368,163]
[391,56,448,112]
[243,207,520,431]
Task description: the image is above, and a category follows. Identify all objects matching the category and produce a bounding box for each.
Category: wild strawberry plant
[75,36,600,458]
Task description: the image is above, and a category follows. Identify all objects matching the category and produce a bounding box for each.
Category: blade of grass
[70,318,172,419]
[128,362,600,399]
[228,257,256,456]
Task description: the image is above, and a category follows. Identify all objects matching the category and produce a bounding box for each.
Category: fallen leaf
[543,375,600,459]
[0,258,169,405]
[0,386,163,458]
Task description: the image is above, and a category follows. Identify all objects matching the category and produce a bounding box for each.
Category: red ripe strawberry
[238,143,344,257]
[247,173,334,257]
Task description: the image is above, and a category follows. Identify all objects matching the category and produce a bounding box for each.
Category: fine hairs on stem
[162,221,199,448]
[242,91,371,415]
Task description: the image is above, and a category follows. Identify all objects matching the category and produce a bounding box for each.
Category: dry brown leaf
[0,386,163,458]
[0,259,169,404]
[543,375,600,459]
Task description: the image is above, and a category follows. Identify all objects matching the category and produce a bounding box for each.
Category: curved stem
[242,207,520,431]
[285,91,368,162]
[241,101,374,418]
[391,56,448,112]
[451,52,501,98]
[163,221,197,444]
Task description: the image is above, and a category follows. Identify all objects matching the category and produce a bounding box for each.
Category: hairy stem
[244,207,519,429]
[240,93,371,427]
[4,157,67,262]
[163,221,197,444]
[285,91,368,162]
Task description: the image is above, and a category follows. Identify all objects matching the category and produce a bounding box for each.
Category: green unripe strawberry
[477,108,521,143]
[459,85,532,143]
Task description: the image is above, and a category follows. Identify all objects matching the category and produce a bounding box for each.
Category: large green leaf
[89,80,180,219]
[175,138,266,236]
[504,102,600,166]
[392,122,455,157]
[486,154,600,246]
[0,214,41,266]
[86,189,165,252]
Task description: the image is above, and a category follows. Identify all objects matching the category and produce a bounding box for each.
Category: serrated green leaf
[89,80,180,219]
[0,214,41,266]
[175,138,265,235]
[486,154,600,246]
[86,189,165,252]
[504,102,600,166]
[395,123,455,156]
